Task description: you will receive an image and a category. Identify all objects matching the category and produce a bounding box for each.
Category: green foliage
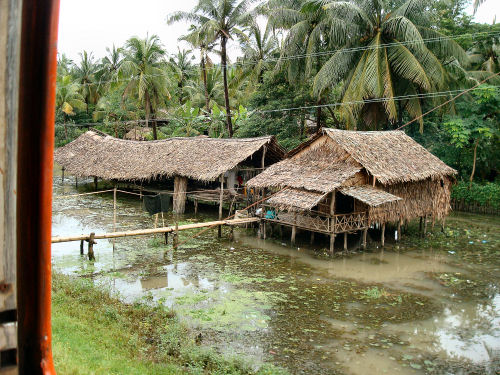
[451,181,500,208]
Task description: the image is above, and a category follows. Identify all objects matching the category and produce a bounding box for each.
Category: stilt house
[55,131,284,213]
[247,129,456,252]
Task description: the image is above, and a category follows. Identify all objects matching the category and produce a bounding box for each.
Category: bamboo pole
[51,218,259,243]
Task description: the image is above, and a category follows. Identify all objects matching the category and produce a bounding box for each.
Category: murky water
[52,170,500,375]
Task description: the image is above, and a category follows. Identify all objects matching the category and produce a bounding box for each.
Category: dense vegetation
[56,0,499,191]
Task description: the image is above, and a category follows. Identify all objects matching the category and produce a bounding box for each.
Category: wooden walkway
[51,217,259,243]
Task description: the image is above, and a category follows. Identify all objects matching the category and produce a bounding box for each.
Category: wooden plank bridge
[51,217,259,243]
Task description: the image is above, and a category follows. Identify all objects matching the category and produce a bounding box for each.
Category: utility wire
[67,30,500,89]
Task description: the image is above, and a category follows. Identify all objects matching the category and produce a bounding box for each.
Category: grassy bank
[52,273,287,375]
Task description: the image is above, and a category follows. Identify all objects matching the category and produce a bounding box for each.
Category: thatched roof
[247,140,362,192]
[321,129,456,184]
[124,127,152,140]
[340,186,402,207]
[55,131,284,182]
[266,189,327,211]
[248,129,456,193]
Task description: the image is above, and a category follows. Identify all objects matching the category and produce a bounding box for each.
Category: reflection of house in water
[140,275,168,291]
[248,129,456,253]
[55,131,284,214]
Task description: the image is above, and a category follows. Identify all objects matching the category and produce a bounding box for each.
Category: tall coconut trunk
[469,139,479,185]
[201,49,210,114]
[145,91,158,140]
[221,36,233,137]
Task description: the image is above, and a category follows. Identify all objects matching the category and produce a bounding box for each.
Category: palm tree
[120,35,170,140]
[185,66,225,110]
[266,0,335,130]
[169,48,195,104]
[310,0,467,131]
[468,32,500,74]
[168,0,253,137]
[238,20,279,85]
[73,51,100,113]
[57,53,74,76]
[97,45,123,89]
[55,75,86,138]
[180,25,215,114]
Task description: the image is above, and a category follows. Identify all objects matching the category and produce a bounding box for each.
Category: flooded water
[52,170,500,375]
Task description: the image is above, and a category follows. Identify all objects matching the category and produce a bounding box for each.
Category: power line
[67,30,500,89]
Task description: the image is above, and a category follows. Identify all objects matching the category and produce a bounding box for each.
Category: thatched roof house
[248,129,456,251]
[124,127,152,141]
[55,131,284,213]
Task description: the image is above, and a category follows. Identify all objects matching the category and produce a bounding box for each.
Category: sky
[57,0,500,63]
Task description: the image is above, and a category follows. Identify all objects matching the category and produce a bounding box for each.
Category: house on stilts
[54,130,284,214]
[247,128,457,253]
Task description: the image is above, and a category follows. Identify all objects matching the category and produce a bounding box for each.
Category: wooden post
[423,215,428,236]
[61,166,65,184]
[164,232,168,245]
[310,231,315,245]
[173,222,179,250]
[218,175,223,238]
[261,145,266,170]
[75,176,78,188]
[263,222,267,240]
[329,234,335,255]
[80,240,84,255]
[397,218,402,242]
[362,228,368,249]
[173,176,188,214]
[372,176,376,187]
[291,225,296,246]
[194,199,198,215]
[419,216,423,234]
[381,223,385,247]
[344,232,348,251]
[94,176,98,191]
[113,186,117,233]
[88,232,96,261]
[330,191,335,216]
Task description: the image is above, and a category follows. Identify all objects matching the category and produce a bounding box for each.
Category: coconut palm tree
[469,32,500,74]
[169,48,195,104]
[310,0,468,131]
[168,0,253,137]
[266,0,337,130]
[185,66,225,110]
[120,35,171,140]
[180,25,216,113]
[56,75,86,138]
[57,53,74,76]
[73,51,100,113]
[97,45,123,89]
[238,20,279,85]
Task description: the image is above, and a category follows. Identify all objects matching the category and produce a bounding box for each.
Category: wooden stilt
[173,176,188,214]
[164,232,168,245]
[173,222,179,250]
[381,223,385,247]
[423,215,428,236]
[344,232,348,251]
[88,232,96,261]
[362,228,368,249]
[94,176,98,191]
[329,234,336,255]
[291,225,296,246]
[263,222,267,240]
[61,167,65,184]
[194,199,198,215]
[310,231,315,245]
[218,175,223,238]
[397,218,402,242]
[419,216,423,235]
[75,176,78,188]
[80,239,84,255]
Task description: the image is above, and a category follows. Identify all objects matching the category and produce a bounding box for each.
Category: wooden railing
[262,207,368,233]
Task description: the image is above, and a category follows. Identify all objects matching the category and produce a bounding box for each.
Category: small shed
[247,129,456,252]
[55,131,285,213]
